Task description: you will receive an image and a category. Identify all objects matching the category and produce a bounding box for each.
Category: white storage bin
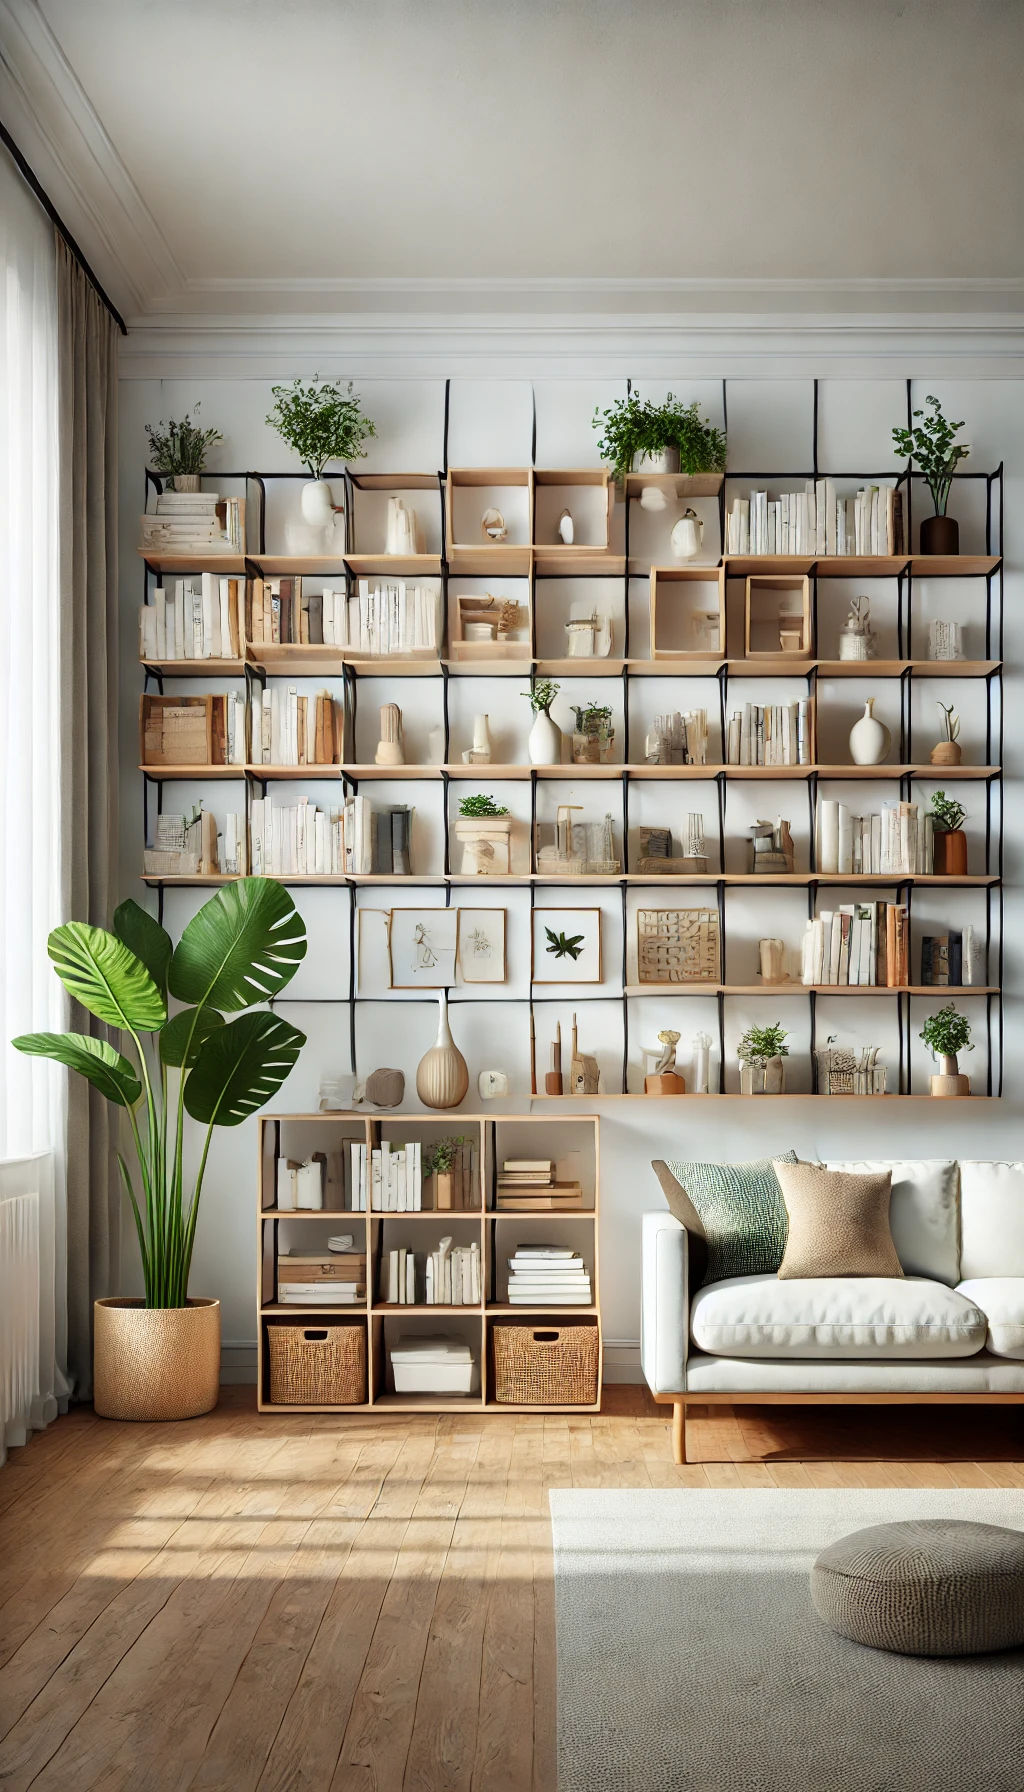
[391,1333,480,1395]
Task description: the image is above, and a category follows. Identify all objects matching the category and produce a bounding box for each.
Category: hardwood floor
[0,1388,1021,1791]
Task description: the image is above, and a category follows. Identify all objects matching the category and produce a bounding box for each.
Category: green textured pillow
[663,1152,796,1286]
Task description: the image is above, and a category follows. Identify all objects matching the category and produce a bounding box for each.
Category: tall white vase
[848,698,891,766]
[415,992,469,1110]
[528,709,562,766]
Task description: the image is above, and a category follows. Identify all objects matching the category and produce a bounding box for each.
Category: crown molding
[118,309,1024,381]
[0,0,184,315]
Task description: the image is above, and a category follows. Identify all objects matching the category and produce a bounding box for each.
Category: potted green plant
[919,1002,973,1098]
[571,702,615,765]
[145,404,223,492]
[13,881,307,1420]
[892,395,969,556]
[423,1135,471,1210]
[592,392,727,484]
[929,790,968,876]
[523,678,562,766]
[455,794,512,875]
[266,375,376,543]
[737,1022,789,1095]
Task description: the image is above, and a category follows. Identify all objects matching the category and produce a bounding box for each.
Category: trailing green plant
[545,927,585,962]
[423,1136,469,1177]
[458,794,509,818]
[737,1023,789,1065]
[266,376,376,479]
[572,702,613,735]
[892,395,969,518]
[592,392,727,485]
[145,404,222,477]
[523,679,560,714]
[930,790,967,833]
[12,880,307,1308]
[919,1002,973,1060]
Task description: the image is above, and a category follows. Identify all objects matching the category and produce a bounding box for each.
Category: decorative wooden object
[641,1031,686,1095]
[636,820,707,876]
[758,939,789,983]
[933,830,968,876]
[140,693,213,766]
[364,1068,404,1107]
[544,1021,563,1095]
[637,909,720,984]
[650,565,726,658]
[930,1054,971,1098]
[415,992,469,1109]
[570,1014,600,1095]
[745,575,812,657]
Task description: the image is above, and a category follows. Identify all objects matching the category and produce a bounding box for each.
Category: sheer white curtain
[0,141,69,1446]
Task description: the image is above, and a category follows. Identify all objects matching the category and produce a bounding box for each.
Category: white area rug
[550,1487,1024,1792]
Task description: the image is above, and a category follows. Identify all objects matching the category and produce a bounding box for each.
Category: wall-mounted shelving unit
[256,1112,600,1414]
[137,377,1004,1100]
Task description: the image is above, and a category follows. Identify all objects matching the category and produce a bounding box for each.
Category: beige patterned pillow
[774,1161,903,1280]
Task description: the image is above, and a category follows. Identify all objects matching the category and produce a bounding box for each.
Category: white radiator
[0,1187,40,1454]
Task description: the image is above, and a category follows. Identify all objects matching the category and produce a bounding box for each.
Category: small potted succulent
[592,392,728,484]
[571,701,615,765]
[892,395,969,556]
[737,1022,789,1095]
[523,678,562,766]
[145,404,223,492]
[920,1002,973,1098]
[930,790,967,876]
[266,375,376,546]
[454,794,512,875]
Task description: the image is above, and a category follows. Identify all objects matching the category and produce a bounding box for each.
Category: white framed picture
[531,908,603,983]
[388,908,458,988]
[457,908,507,983]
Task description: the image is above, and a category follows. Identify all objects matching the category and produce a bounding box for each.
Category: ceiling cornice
[0,0,184,315]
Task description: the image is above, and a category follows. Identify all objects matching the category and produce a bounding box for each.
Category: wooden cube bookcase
[446,468,533,573]
[650,565,726,659]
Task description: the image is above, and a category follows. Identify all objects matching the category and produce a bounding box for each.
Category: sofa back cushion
[826,1161,959,1285]
[960,1163,1024,1279]
[663,1153,796,1286]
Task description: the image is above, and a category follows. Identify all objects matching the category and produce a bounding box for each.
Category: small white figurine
[558,508,574,544]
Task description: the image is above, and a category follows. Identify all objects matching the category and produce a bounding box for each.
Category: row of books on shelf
[139,579,244,662]
[798,904,977,987]
[249,797,413,876]
[144,806,247,877]
[244,576,441,654]
[346,1139,479,1212]
[141,694,247,766]
[727,483,904,556]
[726,701,813,766]
[508,1248,592,1304]
[139,491,244,555]
[382,1241,482,1306]
[250,686,340,766]
[819,801,933,875]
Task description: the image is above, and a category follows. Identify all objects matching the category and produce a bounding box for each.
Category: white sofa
[641,1160,1024,1462]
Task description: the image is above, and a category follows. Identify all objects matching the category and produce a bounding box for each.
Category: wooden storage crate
[745,574,812,658]
[140,693,214,766]
[492,1321,599,1406]
[267,1319,366,1405]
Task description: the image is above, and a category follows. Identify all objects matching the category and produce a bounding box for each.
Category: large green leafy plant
[266,377,376,479]
[592,392,727,484]
[892,396,969,518]
[13,880,308,1307]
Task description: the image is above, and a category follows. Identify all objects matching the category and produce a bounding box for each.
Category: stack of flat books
[506,1247,591,1305]
[495,1160,583,1211]
[276,1249,366,1305]
[139,491,243,555]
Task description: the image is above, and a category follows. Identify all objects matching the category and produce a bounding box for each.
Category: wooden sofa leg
[672,1401,686,1465]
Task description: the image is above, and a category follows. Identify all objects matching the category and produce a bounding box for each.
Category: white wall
[117,363,1022,1383]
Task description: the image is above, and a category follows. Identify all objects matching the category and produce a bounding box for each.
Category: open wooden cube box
[650,566,726,659]
[448,586,532,662]
[745,574,812,658]
[532,469,612,550]
[446,469,533,572]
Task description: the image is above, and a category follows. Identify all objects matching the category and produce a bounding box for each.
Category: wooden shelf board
[622,984,999,997]
[621,472,725,498]
[371,1392,485,1410]
[626,657,1001,678]
[348,472,440,492]
[533,551,625,577]
[249,556,348,575]
[260,1208,360,1218]
[344,554,442,576]
[138,764,244,780]
[536,659,627,677]
[488,1209,596,1218]
[721,554,1000,578]
[530,1092,995,1101]
[318,761,998,784]
[143,871,999,889]
[141,874,238,887]
[486,1304,597,1314]
[447,547,532,576]
[244,763,342,780]
[372,1304,482,1314]
[140,658,245,676]
[138,551,247,574]
[261,1303,367,1315]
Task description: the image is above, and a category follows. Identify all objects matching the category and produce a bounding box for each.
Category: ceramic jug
[670,509,703,560]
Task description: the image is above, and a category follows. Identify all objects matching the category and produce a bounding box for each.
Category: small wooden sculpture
[931,701,962,766]
[375,703,404,767]
[570,1014,600,1096]
[641,1030,686,1096]
[544,1021,563,1096]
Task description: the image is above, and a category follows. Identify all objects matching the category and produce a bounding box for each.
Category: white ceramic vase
[301,480,336,529]
[631,448,679,474]
[528,709,562,766]
[416,991,469,1110]
[848,698,891,766]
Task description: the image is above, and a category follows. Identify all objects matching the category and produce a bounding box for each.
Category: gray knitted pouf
[811,1519,1024,1657]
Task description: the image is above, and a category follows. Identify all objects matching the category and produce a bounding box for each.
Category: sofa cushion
[689,1273,987,1359]
[826,1160,959,1285]
[956,1279,1024,1360]
[960,1163,1024,1279]
[775,1161,902,1280]
[663,1153,796,1286]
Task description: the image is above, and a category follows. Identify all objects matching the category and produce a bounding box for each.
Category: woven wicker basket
[492,1323,599,1405]
[268,1321,366,1406]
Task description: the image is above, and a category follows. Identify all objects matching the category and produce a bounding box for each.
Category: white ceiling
[1,0,1023,323]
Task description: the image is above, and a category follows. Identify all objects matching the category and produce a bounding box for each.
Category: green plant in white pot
[919,1002,973,1099]
[13,879,307,1420]
[592,392,727,484]
[266,375,376,547]
[145,404,223,492]
[737,1022,789,1095]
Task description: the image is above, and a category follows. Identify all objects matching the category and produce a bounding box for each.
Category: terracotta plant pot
[920,514,959,556]
[93,1297,220,1421]
[933,829,968,876]
[930,740,962,767]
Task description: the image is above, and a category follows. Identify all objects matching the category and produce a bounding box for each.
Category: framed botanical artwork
[388,908,458,988]
[531,908,602,983]
[457,908,507,983]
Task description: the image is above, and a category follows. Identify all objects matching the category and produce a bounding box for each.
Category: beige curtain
[56,236,120,1397]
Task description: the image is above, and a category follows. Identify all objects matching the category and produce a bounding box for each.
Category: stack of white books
[139,575,243,661]
[140,491,242,554]
[320,581,440,654]
[348,1140,424,1212]
[506,1247,591,1305]
[727,483,903,557]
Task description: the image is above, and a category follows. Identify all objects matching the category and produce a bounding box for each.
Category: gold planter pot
[93,1297,220,1421]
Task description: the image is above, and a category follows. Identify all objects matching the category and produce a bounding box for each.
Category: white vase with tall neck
[528,708,561,766]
